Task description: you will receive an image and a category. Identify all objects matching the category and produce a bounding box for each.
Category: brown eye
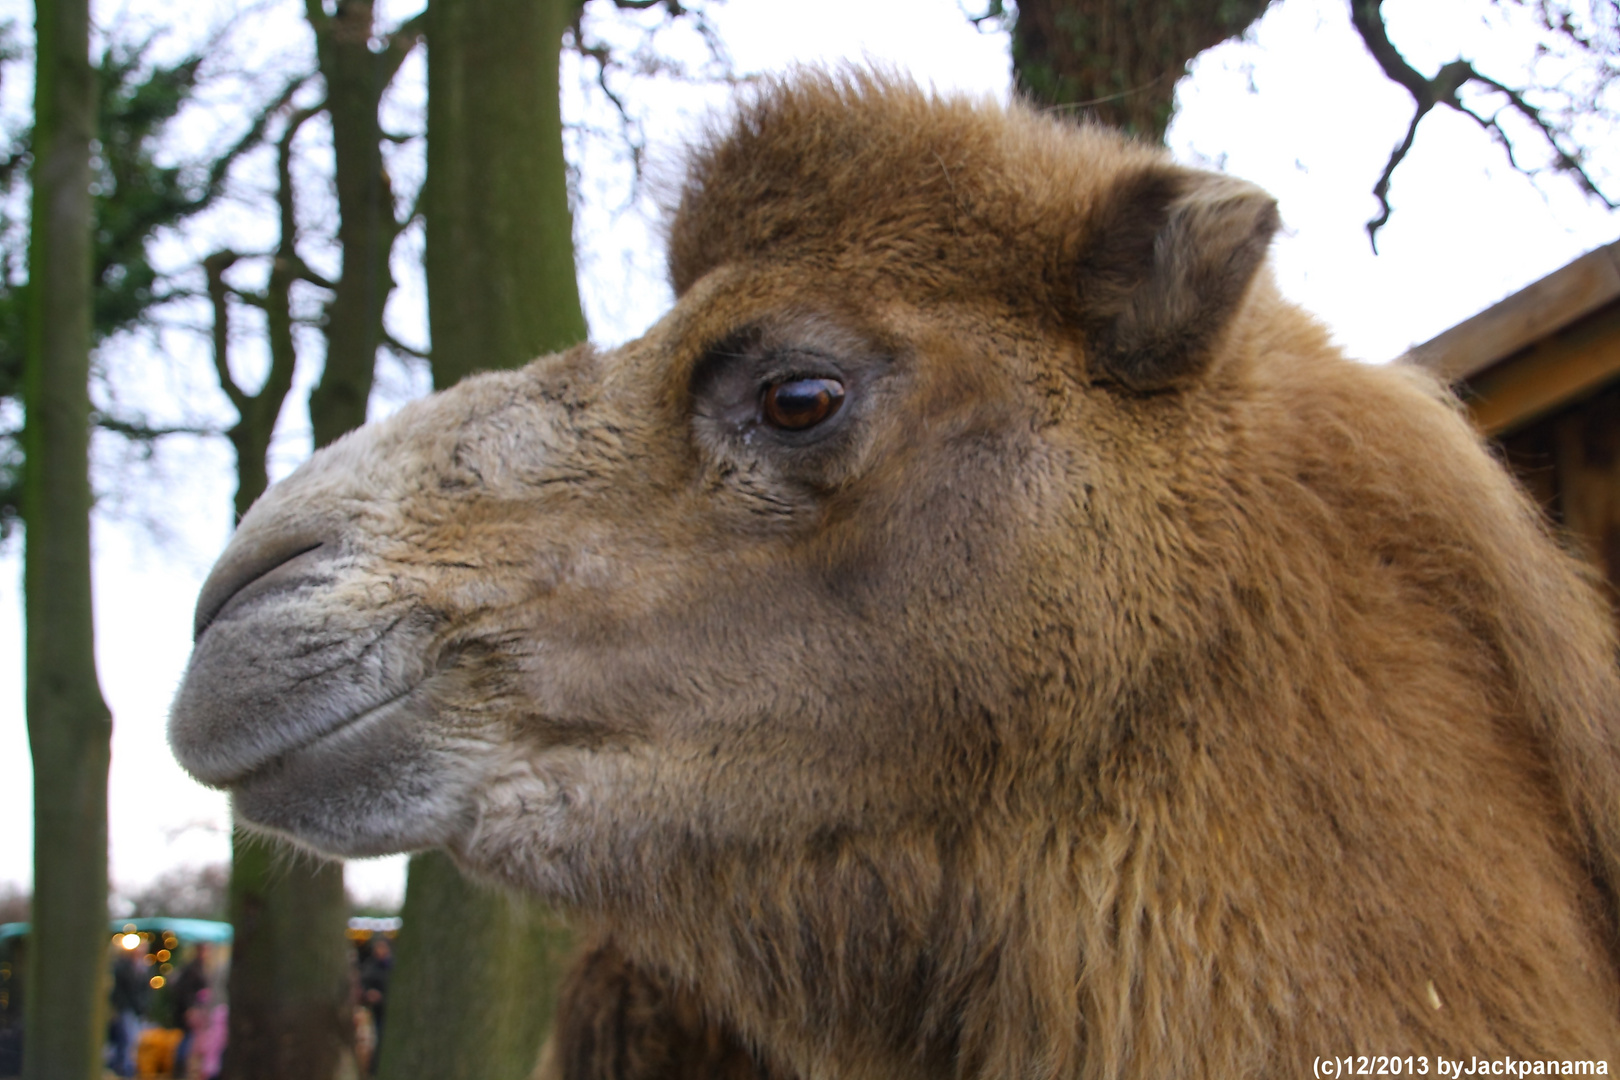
[762,378,845,431]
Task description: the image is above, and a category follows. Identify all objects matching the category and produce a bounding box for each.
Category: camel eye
[762,378,844,431]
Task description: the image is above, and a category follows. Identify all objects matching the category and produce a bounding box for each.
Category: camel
[170,71,1620,1078]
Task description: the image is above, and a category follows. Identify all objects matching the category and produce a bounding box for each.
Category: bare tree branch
[93,414,221,440]
[961,0,1011,30]
[204,250,247,411]
[1466,67,1615,201]
[1351,0,1617,250]
[204,100,321,426]
[295,261,338,291]
[382,329,429,361]
[276,103,325,244]
[191,73,315,215]
[572,32,643,177]
[567,0,735,189]
[378,10,426,89]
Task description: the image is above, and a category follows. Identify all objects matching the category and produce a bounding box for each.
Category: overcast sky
[1,0,1616,910]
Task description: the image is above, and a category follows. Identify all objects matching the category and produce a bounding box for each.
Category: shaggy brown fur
[170,71,1620,1079]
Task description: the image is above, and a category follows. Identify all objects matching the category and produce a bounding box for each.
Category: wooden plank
[1405,240,1620,382]
[1460,301,1620,436]
[1550,385,1620,613]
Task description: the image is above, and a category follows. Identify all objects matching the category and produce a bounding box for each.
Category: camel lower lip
[227,677,474,858]
[232,684,421,789]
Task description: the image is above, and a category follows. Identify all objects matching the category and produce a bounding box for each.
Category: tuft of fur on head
[669,68,1279,392]
[668,69,1148,306]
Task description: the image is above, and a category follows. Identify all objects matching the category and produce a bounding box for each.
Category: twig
[382,330,430,362]
[94,414,221,440]
[961,0,1010,30]
[204,250,248,411]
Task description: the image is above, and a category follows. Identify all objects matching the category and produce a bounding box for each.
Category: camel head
[170,73,1280,899]
[168,72,1620,1074]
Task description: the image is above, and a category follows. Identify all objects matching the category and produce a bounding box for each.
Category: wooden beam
[1458,301,1620,437]
[1406,240,1620,383]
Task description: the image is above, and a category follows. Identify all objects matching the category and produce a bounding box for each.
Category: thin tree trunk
[21,0,111,1076]
[217,6,422,1065]
[378,1,586,1076]
[217,6,420,1069]
[216,2,419,1062]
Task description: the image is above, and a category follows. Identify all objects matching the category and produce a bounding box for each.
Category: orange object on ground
[135,1026,184,1077]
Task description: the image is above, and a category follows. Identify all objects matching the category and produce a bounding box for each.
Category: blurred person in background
[107,936,149,1077]
[358,937,392,1073]
[171,944,209,1076]
[186,986,226,1080]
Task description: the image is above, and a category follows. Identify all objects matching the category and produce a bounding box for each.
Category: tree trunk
[21,0,112,1077]
[423,0,586,392]
[1009,0,1273,141]
[380,852,575,1080]
[218,5,421,1069]
[378,1,586,1076]
[220,846,353,1080]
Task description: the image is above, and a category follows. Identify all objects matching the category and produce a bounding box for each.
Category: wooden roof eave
[1403,239,1620,437]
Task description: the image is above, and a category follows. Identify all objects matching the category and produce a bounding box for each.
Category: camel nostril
[193,539,331,642]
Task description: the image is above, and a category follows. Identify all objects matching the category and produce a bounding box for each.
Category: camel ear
[1075,166,1280,392]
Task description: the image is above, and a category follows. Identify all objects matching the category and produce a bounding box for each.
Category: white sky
[0,0,1615,910]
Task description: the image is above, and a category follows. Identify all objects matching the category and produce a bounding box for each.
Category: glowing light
[119,934,140,950]
[155,950,170,962]
[148,975,165,989]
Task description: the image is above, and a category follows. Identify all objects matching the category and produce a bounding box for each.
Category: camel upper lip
[194,539,331,641]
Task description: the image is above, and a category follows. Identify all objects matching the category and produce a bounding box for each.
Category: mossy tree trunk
[379,852,575,1080]
[1005,0,1273,141]
[422,0,587,392]
[21,0,112,1076]
[219,846,354,1080]
[376,1,586,1077]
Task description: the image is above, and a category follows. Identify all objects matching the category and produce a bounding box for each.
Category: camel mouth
[227,682,423,790]
[170,658,433,790]
[227,675,484,858]
[193,539,332,642]
[171,544,446,790]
